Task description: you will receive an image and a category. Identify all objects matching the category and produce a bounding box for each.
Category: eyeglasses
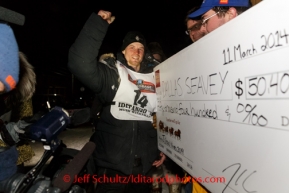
[185,11,219,35]
[201,11,219,25]
[185,20,203,35]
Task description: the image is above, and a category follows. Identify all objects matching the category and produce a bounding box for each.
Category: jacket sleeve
[68,12,109,93]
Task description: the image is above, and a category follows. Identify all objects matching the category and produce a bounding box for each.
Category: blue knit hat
[0,23,19,92]
[189,0,250,18]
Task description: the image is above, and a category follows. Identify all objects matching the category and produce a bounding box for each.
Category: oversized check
[154,0,289,192]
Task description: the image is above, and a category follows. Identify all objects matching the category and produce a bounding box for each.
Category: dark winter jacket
[68,12,158,175]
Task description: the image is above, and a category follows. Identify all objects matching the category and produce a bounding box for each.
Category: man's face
[201,9,228,33]
[153,53,162,62]
[122,42,145,72]
[186,19,208,42]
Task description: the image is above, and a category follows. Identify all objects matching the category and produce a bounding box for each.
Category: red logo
[128,74,155,93]
[219,0,228,4]
[5,75,16,90]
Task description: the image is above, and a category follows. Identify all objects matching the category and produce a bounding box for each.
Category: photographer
[0,22,20,185]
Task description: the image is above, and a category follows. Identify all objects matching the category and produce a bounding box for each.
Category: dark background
[1,0,203,109]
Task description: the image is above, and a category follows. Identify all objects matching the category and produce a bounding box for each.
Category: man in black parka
[68,10,165,193]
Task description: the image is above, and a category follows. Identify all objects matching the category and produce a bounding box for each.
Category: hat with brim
[189,0,250,18]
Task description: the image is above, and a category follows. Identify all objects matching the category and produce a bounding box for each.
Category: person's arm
[68,10,115,93]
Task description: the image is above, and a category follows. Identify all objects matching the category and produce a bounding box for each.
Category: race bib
[110,62,157,121]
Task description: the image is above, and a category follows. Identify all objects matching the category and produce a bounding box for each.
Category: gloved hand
[0,119,31,146]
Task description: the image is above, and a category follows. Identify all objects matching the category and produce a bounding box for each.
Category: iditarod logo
[128,74,156,93]
[118,102,153,118]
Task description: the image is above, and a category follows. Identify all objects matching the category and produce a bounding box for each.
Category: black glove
[0,119,16,146]
[0,119,32,146]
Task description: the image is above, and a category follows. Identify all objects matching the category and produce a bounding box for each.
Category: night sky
[1,0,202,106]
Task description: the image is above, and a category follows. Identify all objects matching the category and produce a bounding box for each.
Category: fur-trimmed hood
[5,52,36,107]
[17,52,36,101]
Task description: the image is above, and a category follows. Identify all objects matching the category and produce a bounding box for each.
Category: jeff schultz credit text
[65,174,225,184]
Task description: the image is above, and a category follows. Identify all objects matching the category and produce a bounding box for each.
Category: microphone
[0,6,25,26]
[52,141,96,192]
[145,53,160,65]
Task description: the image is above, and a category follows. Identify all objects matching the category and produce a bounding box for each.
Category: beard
[193,31,207,42]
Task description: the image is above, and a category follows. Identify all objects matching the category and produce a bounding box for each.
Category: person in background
[68,10,165,193]
[0,51,36,173]
[148,42,167,64]
[185,1,251,193]
[0,21,20,184]
[188,0,251,34]
[185,6,208,42]
[0,6,36,174]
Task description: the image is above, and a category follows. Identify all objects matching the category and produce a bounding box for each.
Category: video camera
[0,106,92,193]
[28,106,70,151]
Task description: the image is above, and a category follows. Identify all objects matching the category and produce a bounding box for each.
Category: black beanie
[121,31,147,51]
